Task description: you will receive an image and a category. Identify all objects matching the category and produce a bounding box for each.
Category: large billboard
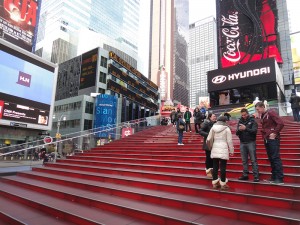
[216,0,283,68]
[80,48,98,89]
[94,94,117,138]
[208,58,277,92]
[291,33,300,85]
[0,38,57,130]
[0,0,41,52]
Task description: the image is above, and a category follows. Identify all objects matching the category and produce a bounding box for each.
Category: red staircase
[0,118,300,225]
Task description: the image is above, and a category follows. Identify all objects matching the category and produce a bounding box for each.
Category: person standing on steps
[184,107,192,132]
[199,113,217,178]
[177,113,185,145]
[175,108,181,132]
[193,107,202,133]
[236,108,260,182]
[255,102,285,185]
[289,93,300,122]
[207,116,234,190]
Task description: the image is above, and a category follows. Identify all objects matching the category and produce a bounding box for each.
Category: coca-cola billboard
[216,0,283,68]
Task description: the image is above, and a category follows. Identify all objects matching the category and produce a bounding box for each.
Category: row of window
[54,101,94,115]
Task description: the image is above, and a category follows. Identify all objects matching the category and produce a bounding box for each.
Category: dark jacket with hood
[236,116,258,143]
[200,119,216,150]
[289,94,300,109]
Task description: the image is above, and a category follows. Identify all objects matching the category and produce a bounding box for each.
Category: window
[85,101,94,114]
[99,72,106,83]
[98,88,105,94]
[100,56,107,68]
[84,119,93,130]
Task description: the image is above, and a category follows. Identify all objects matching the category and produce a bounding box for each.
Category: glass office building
[35,0,140,64]
[189,16,218,108]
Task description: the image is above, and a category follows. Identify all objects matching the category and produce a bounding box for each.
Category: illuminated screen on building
[93,94,117,138]
[0,0,41,52]
[291,33,300,85]
[0,39,57,130]
[216,0,283,68]
[80,48,98,89]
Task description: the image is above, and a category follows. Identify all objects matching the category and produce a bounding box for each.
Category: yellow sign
[55,133,61,139]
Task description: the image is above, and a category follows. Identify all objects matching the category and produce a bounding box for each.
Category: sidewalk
[0,160,43,176]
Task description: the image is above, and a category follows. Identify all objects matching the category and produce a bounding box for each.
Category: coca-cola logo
[221,12,241,63]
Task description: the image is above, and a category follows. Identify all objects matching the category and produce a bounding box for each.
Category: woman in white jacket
[206,116,234,190]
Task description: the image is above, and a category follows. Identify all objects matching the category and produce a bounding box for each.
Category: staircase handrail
[0,115,160,157]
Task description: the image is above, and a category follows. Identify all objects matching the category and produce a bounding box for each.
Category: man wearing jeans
[236,108,259,182]
[255,102,285,185]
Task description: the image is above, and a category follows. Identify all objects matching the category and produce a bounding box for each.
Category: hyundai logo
[212,75,227,84]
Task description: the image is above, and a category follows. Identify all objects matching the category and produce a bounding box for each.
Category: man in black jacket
[289,93,300,122]
[236,108,260,182]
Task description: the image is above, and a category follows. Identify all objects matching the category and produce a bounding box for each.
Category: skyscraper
[189,16,218,108]
[35,0,140,64]
[149,0,189,106]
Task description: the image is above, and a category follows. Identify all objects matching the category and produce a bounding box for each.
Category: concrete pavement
[0,160,43,176]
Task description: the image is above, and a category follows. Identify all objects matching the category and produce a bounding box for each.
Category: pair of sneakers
[177,143,184,145]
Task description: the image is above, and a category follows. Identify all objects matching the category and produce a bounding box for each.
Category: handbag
[179,124,185,130]
[206,130,215,151]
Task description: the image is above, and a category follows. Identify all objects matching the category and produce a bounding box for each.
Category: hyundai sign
[207,58,277,92]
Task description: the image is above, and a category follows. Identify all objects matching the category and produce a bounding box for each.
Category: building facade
[52,48,159,136]
[189,16,218,108]
[149,0,189,106]
[35,0,141,65]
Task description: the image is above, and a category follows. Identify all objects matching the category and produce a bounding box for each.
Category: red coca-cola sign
[217,0,283,68]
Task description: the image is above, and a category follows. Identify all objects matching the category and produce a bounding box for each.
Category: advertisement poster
[0,0,41,51]
[216,0,282,68]
[93,94,118,138]
[291,33,300,85]
[0,41,56,129]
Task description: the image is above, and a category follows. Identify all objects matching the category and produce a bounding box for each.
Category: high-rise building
[149,0,189,106]
[189,16,218,108]
[35,0,141,64]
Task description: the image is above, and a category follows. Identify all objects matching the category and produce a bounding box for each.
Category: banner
[216,0,283,68]
[0,0,40,51]
[93,94,118,138]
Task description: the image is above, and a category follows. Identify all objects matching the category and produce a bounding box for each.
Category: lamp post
[53,114,66,162]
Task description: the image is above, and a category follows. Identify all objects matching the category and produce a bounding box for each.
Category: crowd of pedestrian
[168,100,287,189]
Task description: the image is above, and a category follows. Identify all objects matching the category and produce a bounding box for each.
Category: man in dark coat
[199,113,217,177]
[184,108,192,132]
[289,93,300,122]
[236,108,259,182]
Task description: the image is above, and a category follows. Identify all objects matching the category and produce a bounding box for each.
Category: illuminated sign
[208,58,276,92]
[216,0,283,68]
[108,64,158,100]
[109,51,158,90]
[80,48,98,89]
[0,0,41,51]
[0,39,57,130]
[107,80,158,111]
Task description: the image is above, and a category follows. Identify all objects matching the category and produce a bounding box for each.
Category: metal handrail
[0,115,160,158]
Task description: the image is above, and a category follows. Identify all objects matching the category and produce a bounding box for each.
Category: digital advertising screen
[0,0,41,52]
[216,0,283,68]
[0,39,57,130]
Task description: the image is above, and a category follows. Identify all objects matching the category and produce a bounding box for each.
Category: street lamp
[53,114,66,162]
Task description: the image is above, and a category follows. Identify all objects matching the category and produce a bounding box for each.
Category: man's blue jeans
[264,139,284,181]
[240,142,259,178]
[292,108,300,122]
[178,131,183,144]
